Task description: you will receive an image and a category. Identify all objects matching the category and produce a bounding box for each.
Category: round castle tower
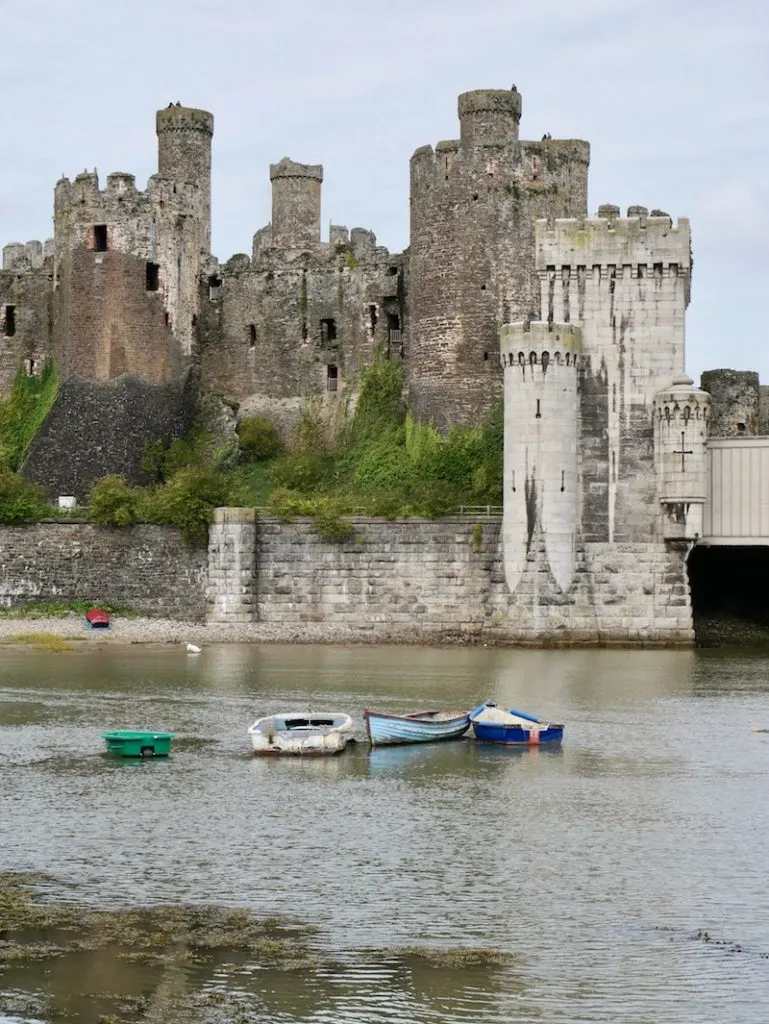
[156,105,214,250]
[501,321,581,594]
[408,86,589,429]
[269,158,323,248]
[653,375,711,539]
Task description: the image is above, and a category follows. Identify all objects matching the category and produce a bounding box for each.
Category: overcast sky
[2,0,766,383]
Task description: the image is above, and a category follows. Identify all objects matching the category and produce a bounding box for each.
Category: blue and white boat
[363,708,471,746]
[469,702,564,746]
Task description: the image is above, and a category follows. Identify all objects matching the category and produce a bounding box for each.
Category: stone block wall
[254,516,503,634]
[0,523,206,618]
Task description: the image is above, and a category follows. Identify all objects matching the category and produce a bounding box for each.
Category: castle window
[483,352,489,361]
[4,305,16,337]
[737,422,746,435]
[536,399,541,419]
[164,311,171,328]
[208,275,222,300]
[320,318,337,344]
[192,314,197,327]
[248,324,257,347]
[387,266,398,276]
[327,364,338,392]
[368,304,378,336]
[93,224,108,251]
[145,262,160,291]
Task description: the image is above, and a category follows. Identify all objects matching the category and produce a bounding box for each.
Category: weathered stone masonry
[0,514,694,646]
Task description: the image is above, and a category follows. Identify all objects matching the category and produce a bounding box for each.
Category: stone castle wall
[0,515,693,646]
[0,522,207,618]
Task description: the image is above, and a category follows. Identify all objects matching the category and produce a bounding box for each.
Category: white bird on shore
[186,643,202,654]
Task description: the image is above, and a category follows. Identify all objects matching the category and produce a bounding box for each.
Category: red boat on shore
[85,608,110,629]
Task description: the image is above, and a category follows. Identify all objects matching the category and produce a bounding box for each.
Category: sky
[1,0,767,383]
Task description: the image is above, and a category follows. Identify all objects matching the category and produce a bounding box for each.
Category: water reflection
[2,644,769,1023]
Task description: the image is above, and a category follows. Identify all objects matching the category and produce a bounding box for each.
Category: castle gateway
[2,87,766,644]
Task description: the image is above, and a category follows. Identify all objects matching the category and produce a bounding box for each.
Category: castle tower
[156,105,214,251]
[53,104,214,384]
[408,86,589,428]
[501,321,581,594]
[269,158,323,248]
[536,211,691,542]
[653,375,710,539]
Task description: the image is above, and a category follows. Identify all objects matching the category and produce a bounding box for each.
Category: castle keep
[2,85,765,643]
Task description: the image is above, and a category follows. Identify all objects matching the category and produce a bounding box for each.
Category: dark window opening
[483,351,489,361]
[472,193,479,200]
[4,305,16,337]
[387,266,398,276]
[145,262,159,291]
[737,422,746,435]
[368,304,378,336]
[320,318,337,344]
[327,364,338,392]
[164,311,171,328]
[25,358,35,376]
[93,224,108,251]
[191,314,197,327]
[208,275,222,300]
[535,399,541,419]
[480,284,487,291]
[249,324,257,347]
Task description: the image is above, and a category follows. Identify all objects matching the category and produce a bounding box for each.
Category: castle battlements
[500,321,582,368]
[536,212,690,269]
[2,240,53,271]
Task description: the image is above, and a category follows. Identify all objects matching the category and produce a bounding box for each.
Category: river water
[1,643,769,1023]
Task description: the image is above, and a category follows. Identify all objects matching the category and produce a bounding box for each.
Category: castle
[3,85,767,642]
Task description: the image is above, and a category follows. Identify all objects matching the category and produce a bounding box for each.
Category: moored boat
[363,708,471,746]
[85,607,110,629]
[248,713,353,756]
[469,702,564,746]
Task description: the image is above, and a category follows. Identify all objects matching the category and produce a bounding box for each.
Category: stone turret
[501,321,582,594]
[653,375,711,539]
[269,158,323,249]
[156,104,214,250]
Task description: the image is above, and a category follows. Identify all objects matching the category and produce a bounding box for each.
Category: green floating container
[102,730,175,758]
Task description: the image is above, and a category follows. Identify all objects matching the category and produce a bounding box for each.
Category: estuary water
[1,643,769,1023]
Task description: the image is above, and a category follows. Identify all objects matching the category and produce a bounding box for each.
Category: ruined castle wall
[0,255,53,397]
[407,88,589,428]
[199,240,405,433]
[536,213,691,543]
[700,369,760,437]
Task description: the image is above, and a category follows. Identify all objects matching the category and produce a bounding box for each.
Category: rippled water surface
[2,644,769,1022]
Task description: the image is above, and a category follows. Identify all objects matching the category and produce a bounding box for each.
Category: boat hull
[364,710,471,746]
[248,713,353,757]
[471,721,563,746]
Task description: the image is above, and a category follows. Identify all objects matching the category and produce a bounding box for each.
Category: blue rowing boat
[363,708,471,746]
[469,702,564,746]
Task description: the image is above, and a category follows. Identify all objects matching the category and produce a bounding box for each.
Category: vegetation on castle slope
[0,356,502,541]
[0,360,58,470]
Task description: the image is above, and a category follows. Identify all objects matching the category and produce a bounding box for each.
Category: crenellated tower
[408,86,589,428]
[501,321,581,595]
[52,104,213,384]
[535,208,691,542]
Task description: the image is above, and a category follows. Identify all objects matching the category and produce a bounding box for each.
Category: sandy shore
[0,615,475,647]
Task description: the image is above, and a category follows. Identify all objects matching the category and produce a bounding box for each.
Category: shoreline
[1,613,768,649]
